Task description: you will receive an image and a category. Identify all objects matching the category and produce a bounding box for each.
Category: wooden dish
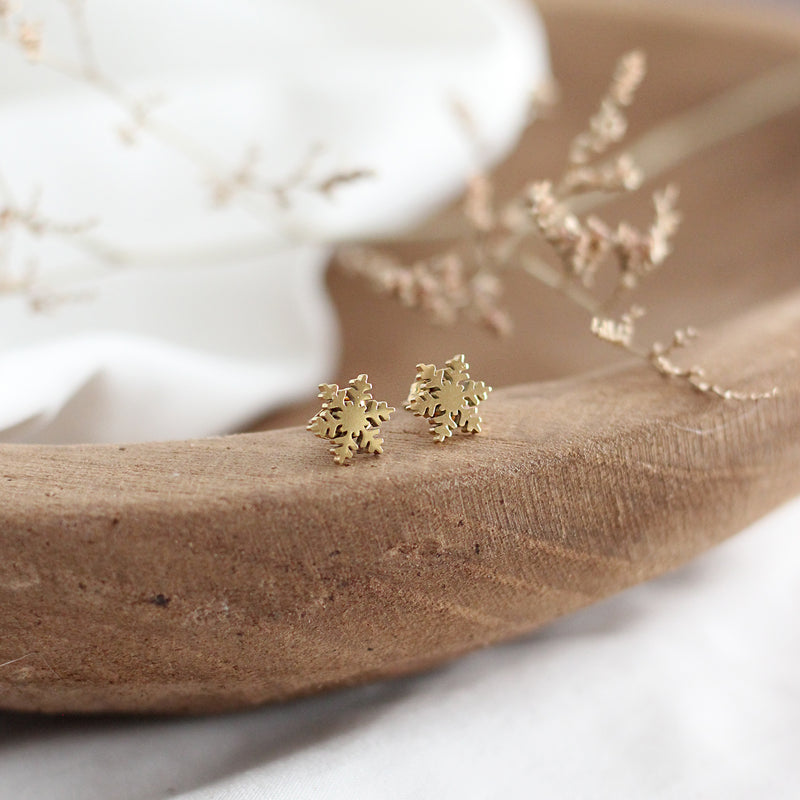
[2,0,799,714]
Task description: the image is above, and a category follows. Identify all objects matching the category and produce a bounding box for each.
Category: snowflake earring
[307,374,395,465]
[405,354,491,442]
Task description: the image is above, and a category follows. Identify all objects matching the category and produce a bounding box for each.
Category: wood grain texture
[1,0,799,713]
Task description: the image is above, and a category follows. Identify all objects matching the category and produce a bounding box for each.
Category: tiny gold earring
[405,354,491,442]
[307,374,395,465]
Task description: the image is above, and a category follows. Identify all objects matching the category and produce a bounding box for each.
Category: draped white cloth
[0,0,548,442]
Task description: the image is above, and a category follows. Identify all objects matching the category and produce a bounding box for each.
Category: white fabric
[0,0,549,443]
[1,497,797,797]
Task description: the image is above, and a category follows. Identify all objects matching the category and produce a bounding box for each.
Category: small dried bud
[610,50,646,106]
[117,125,138,147]
[17,21,42,61]
[434,252,466,294]
[572,217,612,285]
[590,306,644,348]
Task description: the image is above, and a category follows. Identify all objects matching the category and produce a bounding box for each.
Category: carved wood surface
[1,0,799,713]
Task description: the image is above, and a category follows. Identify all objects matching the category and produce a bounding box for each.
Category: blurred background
[0,0,549,443]
[1,0,796,446]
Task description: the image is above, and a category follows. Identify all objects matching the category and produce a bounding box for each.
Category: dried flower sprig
[563,50,646,183]
[0,175,98,310]
[0,1,370,215]
[592,311,777,400]
[0,0,371,299]
[0,164,101,302]
[340,51,775,401]
[527,180,680,292]
[337,246,511,335]
[0,196,95,242]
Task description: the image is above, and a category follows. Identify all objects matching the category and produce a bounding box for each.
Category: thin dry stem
[63,0,98,77]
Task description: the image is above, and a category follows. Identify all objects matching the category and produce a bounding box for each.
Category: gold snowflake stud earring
[405,354,491,442]
[307,374,395,465]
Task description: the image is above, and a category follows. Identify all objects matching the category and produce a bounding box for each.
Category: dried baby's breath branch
[0,248,90,314]
[0,2,371,301]
[611,183,681,297]
[253,144,375,210]
[209,144,263,207]
[0,197,96,241]
[341,51,774,401]
[528,180,612,288]
[0,171,101,308]
[592,310,777,400]
[26,283,93,313]
[590,305,644,348]
[0,250,94,312]
[338,245,511,335]
[528,179,680,293]
[49,54,800,278]
[606,57,800,212]
[560,50,645,195]
[400,56,800,245]
[343,54,671,319]
[0,170,96,246]
[116,93,166,147]
[559,153,642,197]
[1,5,369,212]
[527,52,681,300]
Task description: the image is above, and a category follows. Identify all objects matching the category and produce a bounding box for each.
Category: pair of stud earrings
[307,353,492,465]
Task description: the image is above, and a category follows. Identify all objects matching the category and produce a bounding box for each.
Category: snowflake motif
[307,374,395,465]
[405,354,491,442]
